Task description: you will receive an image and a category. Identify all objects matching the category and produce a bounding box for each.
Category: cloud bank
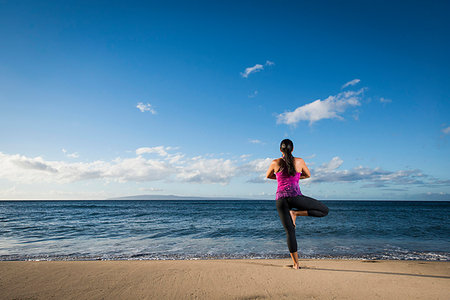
[307,156,450,189]
[0,148,267,185]
[1,150,447,194]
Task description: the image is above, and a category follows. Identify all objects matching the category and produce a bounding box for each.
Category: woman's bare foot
[290,252,301,269]
[289,210,297,228]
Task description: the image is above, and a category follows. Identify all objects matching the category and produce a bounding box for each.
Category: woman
[266,139,329,269]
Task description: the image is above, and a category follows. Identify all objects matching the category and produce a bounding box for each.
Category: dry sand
[1,259,449,299]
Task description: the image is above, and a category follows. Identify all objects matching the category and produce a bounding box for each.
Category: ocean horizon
[1,200,449,261]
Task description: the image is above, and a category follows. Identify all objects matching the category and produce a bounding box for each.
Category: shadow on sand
[243,261,450,279]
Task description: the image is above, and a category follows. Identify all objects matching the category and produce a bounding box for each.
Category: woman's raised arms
[266,159,278,180]
[296,158,311,179]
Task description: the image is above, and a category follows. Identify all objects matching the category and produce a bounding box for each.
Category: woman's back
[275,166,302,200]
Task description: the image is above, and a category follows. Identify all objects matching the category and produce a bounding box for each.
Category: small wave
[1,250,449,262]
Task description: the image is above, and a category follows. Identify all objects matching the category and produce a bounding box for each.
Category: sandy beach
[0,259,449,299]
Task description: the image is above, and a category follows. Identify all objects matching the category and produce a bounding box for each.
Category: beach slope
[1,259,449,299]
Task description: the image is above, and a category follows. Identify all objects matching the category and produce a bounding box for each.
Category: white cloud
[176,156,238,184]
[240,157,273,184]
[319,156,343,171]
[249,139,262,144]
[166,153,185,164]
[379,97,392,103]
[241,158,273,173]
[0,152,173,184]
[442,126,450,135]
[241,60,274,78]
[62,148,79,159]
[277,88,365,126]
[136,146,169,156]
[342,79,361,89]
[308,156,449,188]
[10,155,58,173]
[136,102,156,114]
[241,64,264,78]
[240,154,252,160]
[136,146,185,165]
[104,156,172,182]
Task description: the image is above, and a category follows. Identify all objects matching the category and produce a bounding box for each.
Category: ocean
[0,200,449,261]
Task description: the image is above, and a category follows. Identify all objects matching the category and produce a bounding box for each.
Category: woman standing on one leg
[266,139,329,269]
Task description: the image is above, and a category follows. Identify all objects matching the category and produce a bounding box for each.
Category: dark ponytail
[280,139,296,176]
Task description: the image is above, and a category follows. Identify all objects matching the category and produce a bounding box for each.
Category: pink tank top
[275,167,302,200]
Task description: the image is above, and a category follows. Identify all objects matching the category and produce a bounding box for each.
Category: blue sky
[0,0,449,200]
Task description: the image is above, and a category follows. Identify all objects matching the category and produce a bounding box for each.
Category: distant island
[106,194,255,201]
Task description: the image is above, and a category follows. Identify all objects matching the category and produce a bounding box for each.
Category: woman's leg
[280,195,328,269]
[276,198,299,268]
[289,210,307,227]
[289,195,329,217]
[289,252,300,269]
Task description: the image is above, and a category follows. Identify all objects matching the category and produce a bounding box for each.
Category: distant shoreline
[1,198,449,201]
[106,194,252,201]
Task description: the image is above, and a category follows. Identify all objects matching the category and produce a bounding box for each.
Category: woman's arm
[298,158,311,179]
[266,160,277,180]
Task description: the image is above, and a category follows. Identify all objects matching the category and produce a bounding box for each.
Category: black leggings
[276,195,329,253]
